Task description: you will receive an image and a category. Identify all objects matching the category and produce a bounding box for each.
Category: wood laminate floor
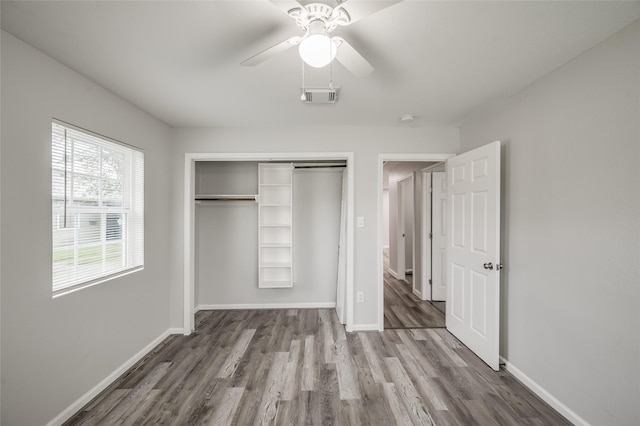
[384,268,446,329]
[65,309,570,425]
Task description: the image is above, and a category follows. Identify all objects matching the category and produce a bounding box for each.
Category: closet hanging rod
[293,163,346,169]
[195,194,258,201]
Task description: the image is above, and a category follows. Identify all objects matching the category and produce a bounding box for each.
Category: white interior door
[421,171,432,301]
[431,172,447,301]
[336,169,348,324]
[446,141,501,371]
[402,176,415,277]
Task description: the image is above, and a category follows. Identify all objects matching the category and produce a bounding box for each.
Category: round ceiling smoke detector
[399,114,415,124]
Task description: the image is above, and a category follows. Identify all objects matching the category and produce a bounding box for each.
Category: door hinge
[429,279,432,285]
[428,233,433,239]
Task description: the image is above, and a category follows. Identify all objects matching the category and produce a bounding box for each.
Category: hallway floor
[383,265,446,329]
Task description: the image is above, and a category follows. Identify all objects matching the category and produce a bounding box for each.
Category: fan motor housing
[301,87,340,103]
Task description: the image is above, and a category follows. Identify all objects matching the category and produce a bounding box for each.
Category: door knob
[483,262,494,270]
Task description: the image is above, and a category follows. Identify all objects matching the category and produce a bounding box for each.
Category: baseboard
[388,269,400,279]
[500,356,590,426]
[350,323,381,332]
[47,327,183,426]
[412,288,423,299]
[196,302,336,312]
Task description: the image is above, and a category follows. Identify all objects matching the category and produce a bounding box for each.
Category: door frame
[377,154,454,331]
[184,152,355,334]
[420,170,432,301]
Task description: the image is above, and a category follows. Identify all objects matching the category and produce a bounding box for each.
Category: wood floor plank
[254,351,289,425]
[217,328,256,378]
[396,329,439,377]
[358,332,388,383]
[384,357,435,425]
[383,383,415,426]
[281,339,301,400]
[75,389,128,426]
[301,335,316,392]
[425,329,468,367]
[64,309,572,426]
[334,338,362,400]
[97,362,171,425]
[395,343,448,411]
[208,387,244,426]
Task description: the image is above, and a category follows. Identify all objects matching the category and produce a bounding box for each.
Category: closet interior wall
[194,161,342,309]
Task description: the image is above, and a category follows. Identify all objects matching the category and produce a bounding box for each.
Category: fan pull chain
[329,40,334,90]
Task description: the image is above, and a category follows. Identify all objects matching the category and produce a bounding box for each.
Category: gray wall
[170,128,459,328]
[195,165,342,306]
[1,32,173,425]
[459,21,640,426]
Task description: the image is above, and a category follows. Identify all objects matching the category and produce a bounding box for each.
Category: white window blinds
[52,121,144,294]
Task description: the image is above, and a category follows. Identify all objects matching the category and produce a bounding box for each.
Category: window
[52,121,144,294]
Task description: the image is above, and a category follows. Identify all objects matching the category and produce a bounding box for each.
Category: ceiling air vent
[300,87,339,104]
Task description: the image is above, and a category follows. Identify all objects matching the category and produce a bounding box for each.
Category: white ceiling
[2,1,639,128]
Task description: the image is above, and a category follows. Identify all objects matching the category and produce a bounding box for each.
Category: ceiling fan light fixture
[298,20,337,68]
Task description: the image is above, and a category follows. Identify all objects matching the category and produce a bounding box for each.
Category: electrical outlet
[356,291,365,303]
[356,216,365,227]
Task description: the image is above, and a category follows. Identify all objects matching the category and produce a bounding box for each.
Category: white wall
[195,166,342,307]
[460,21,640,426]
[170,128,459,329]
[0,32,173,425]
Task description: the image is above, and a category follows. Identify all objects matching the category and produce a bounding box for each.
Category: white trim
[420,170,431,301]
[47,328,183,426]
[184,152,355,336]
[196,302,336,312]
[500,356,590,426]
[388,268,400,279]
[420,163,446,173]
[351,323,381,332]
[412,289,422,298]
[377,154,455,331]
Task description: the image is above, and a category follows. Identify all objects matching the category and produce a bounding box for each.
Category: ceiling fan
[241,0,402,78]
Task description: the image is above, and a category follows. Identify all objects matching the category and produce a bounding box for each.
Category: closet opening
[380,159,449,330]
[184,153,354,335]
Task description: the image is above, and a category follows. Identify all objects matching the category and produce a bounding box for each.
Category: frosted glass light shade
[299,34,337,68]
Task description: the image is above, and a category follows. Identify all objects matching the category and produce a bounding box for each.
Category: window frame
[51,119,144,297]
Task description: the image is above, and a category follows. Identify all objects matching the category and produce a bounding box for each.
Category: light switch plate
[356,216,365,227]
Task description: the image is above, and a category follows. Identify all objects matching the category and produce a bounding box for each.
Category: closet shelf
[259,183,291,187]
[260,243,291,248]
[260,279,294,288]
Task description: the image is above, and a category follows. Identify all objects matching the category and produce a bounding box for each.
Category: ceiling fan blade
[336,0,403,25]
[266,0,304,15]
[334,37,374,77]
[241,36,302,66]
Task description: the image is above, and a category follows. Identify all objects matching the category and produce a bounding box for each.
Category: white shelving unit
[258,163,293,288]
